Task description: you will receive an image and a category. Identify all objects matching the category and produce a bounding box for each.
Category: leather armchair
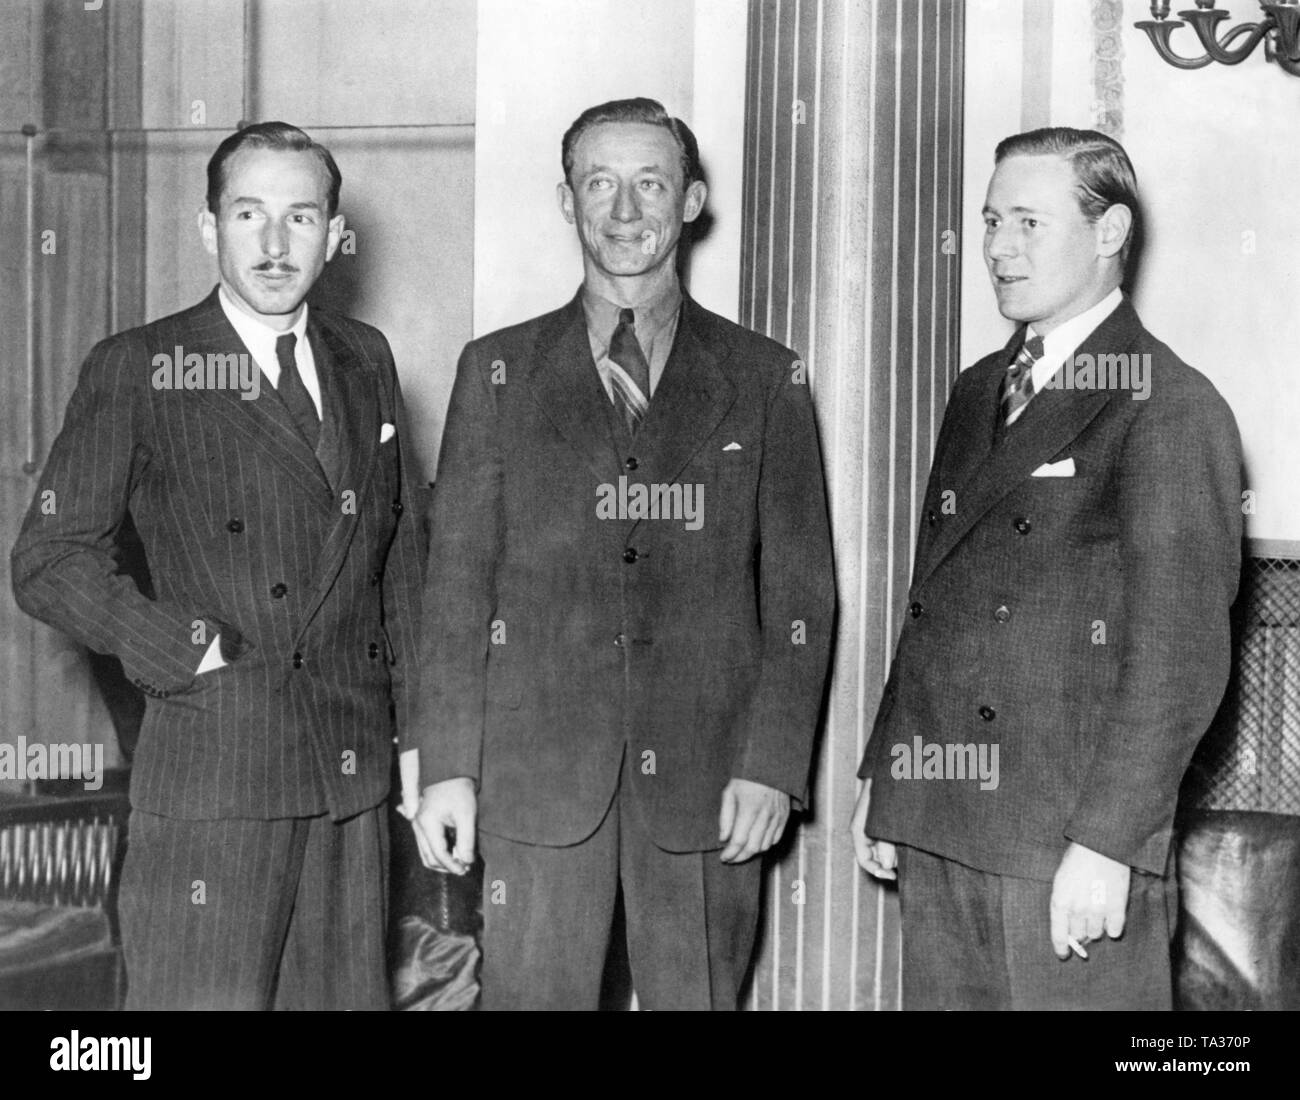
[0,789,129,1010]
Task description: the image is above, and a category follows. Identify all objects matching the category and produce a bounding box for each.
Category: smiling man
[851,128,1243,1009]
[411,98,834,1010]
[12,122,424,1009]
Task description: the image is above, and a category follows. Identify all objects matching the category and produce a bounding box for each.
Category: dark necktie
[608,308,651,435]
[275,332,320,450]
[1001,333,1044,425]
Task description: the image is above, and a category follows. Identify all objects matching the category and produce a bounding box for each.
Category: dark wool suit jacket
[12,289,424,822]
[859,299,1243,881]
[414,292,835,853]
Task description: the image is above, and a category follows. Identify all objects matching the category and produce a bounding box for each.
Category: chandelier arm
[1272,47,1300,75]
[1263,4,1300,61]
[1134,20,1216,69]
[1181,10,1273,65]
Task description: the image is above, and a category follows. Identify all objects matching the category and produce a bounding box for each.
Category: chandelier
[1136,0,1300,75]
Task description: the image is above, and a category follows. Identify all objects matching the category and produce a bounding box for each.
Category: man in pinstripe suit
[11,122,424,1010]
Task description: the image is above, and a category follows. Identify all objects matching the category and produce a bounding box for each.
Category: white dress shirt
[218,287,322,418]
[1009,286,1123,424]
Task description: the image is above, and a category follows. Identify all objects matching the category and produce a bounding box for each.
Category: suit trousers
[897,844,1177,1010]
[119,805,389,1010]
[478,769,761,1011]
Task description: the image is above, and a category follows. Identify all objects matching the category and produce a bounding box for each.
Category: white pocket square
[1031,457,1075,478]
[379,422,396,444]
[722,441,743,452]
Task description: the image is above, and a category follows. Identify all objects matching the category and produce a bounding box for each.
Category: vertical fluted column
[740,0,965,1010]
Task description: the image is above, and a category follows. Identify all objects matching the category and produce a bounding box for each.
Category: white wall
[963,0,1300,543]
[473,0,748,336]
[1118,0,1299,546]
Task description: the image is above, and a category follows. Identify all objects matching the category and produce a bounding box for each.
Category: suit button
[292,652,303,669]
[613,633,625,647]
[1014,516,1031,534]
[370,571,381,586]
[927,510,937,527]
[623,547,638,564]
[909,601,924,618]
[368,642,380,659]
[994,605,1011,623]
[270,583,287,599]
[625,456,638,471]
[979,705,996,721]
[391,500,404,516]
[226,518,244,533]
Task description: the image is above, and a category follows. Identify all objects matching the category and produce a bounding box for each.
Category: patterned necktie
[275,332,320,450]
[608,308,651,435]
[1001,333,1044,425]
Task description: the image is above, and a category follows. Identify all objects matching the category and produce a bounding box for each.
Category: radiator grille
[0,814,120,908]
[1185,557,1300,814]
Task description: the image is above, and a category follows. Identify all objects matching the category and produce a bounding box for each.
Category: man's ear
[557,181,576,224]
[325,213,346,261]
[198,205,218,257]
[683,179,708,224]
[1096,203,1132,260]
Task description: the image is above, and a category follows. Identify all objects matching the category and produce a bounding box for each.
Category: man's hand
[718,778,790,863]
[1049,841,1130,960]
[850,778,897,880]
[412,777,477,875]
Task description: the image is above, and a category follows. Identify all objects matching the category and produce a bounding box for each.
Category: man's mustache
[253,261,300,274]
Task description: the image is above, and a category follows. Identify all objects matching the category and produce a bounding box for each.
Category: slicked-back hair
[561,97,701,188]
[206,121,342,217]
[995,127,1140,269]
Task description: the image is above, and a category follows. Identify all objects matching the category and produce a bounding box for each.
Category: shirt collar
[580,280,683,350]
[218,285,310,367]
[1027,286,1123,392]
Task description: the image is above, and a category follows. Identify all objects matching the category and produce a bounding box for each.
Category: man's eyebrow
[579,164,670,177]
[983,203,1044,216]
[225,197,322,210]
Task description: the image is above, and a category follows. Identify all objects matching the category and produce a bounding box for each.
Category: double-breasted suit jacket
[859,300,1242,881]
[415,293,836,853]
[12,289,425,822]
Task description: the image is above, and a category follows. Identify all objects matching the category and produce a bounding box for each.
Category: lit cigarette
[1067,936,1089,959]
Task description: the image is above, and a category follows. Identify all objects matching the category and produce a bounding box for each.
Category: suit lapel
[293,315,381,643]
[629,297,738,497]
[937,347,1011,504]
[914,302,1143,590]
[311,319,377,498]
[180,291,334,510]
[526,295,623,483]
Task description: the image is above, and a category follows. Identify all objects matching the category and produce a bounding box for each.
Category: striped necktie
[1001,333,1044,425]
[608,308,651,435]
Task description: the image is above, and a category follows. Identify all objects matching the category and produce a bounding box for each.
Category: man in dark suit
[852,128,1243,1010]
[411,98,834,1010]
[11,122,424,1010]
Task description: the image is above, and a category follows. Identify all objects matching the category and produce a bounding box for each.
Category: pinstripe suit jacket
[414,293,835,852]
[858,300,1243,881]
[11,289,424,821]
